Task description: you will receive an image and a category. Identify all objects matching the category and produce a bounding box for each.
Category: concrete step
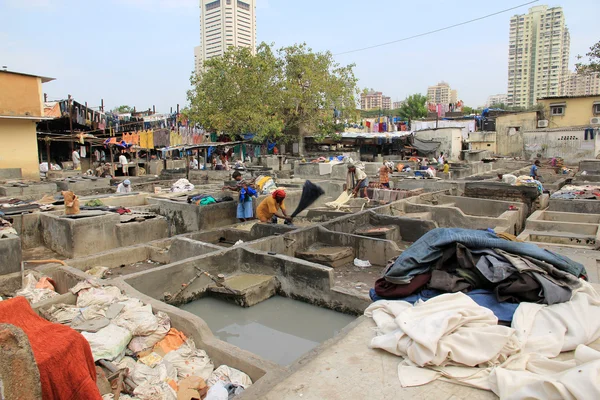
[208,274,278,307]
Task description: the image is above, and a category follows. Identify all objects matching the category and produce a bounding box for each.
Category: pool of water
[179,296,356,366]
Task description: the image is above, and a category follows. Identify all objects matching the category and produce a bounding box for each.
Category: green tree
[576,40,600,73]
[397,94,428,124]
[186,43,283,140]
[113,105,133,113]
[278,43,358,154]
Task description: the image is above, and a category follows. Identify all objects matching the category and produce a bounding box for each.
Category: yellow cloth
[443,164,450,173]
[256,196,285,222]
[139,131,148,149]
[147,130,154,148]
[256,176,272,191]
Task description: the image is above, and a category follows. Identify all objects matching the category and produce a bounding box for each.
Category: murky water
[180,296,356,366]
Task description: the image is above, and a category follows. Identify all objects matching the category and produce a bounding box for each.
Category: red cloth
[272,189,286,200]
[374,273,432,298]
[0,297,101,400]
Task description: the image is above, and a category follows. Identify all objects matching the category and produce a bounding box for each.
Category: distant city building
[486,94,508,107]
[194,0,257,75]
[392,101,405,109]
[562,71,600,97]
[507,5,570,108]
[361,91,392,110]
[427,82,457,104]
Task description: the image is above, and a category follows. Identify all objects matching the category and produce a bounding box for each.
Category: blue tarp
[384,228,586,284]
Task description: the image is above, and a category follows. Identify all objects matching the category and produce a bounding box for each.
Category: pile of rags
[372,228,586,323]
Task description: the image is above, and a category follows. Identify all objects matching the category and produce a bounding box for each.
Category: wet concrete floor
[180,296,356,365]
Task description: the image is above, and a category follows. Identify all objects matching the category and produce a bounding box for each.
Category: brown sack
[62,191,80,215]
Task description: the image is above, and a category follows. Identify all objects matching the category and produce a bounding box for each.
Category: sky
[1,0,599,112]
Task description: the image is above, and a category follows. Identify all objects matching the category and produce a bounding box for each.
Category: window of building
[594,103,600,115]
[550,105,565,116]
[205,0,220,11]
[237,0,250,11]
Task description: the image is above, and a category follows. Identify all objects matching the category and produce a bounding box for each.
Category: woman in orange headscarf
[256,189,291,223]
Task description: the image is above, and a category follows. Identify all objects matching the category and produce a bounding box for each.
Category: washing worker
[379,161,393,188]
[443,160,450,174]
[116,179,132,193]
[530,160,541,181]
[119,153,129,176]
[256,189,291,223]
[498,173,518,185]
[189,156,199,170]
[72,148,81,170]
[347,163,369,198]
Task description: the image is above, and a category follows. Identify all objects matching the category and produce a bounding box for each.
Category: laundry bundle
[371,228,587,322]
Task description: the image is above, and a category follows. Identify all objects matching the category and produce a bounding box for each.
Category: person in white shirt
[498,173,518,185]
[190,157,199,170]
[347,164,369,198]
[438,152,445,165]
[119,153,129,176]
[117,179,132,193]
[72,149,81,170]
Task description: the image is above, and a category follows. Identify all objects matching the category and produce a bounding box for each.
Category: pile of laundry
[515,175,544,194]
[11,273,59,304]
[371,228,587,322]
[551,184,600,200]
[171,179,195,193]
[187,195,234,206]
[254,175,277,195]
[42,280,253,399]
[0,217,17,237]
[366,228,600,398]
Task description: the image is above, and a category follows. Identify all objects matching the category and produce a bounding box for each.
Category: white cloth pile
[365,280,600,398]
[43,280,253,399]
[325,191,354,211]
[170,178,195,193]
[15,273,59,304]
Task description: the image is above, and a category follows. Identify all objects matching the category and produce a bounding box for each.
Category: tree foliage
[186,42,358,148]
[278,43,357,141]
[113,105,133,113]
[576,40,600,74]
[187,43,283,139]
[396,94,428,122]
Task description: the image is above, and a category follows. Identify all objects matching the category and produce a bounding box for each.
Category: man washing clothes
[116,179,132,193]
[256,189,292,224]
[347,163,369,198]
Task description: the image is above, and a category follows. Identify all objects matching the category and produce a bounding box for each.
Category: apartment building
[507,5,570,108]
[486,94,508,107]
[361,91,392,110]
[427,82,458,104]
[392,101,405,109]
[194,0,257,74]
[562,71,600,97]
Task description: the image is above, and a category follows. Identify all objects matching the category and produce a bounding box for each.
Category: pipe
[98,360,137,391]
[23,259,67,266]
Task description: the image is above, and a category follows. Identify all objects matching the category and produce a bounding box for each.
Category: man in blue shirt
[530,160,541,180]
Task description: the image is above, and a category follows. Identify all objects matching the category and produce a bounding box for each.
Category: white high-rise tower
[194,0,257,75]
[507,5,570,107]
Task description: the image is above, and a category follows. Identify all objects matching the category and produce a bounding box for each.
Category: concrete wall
[10,212,43,249]
[523,128,600,163]
[468,132,497,153]
[0,183,57,200]
[495,111,538,157]
[322,210,437,243]
[548,199,600,214]
[168,237,224,262]
[399,194,525,234]
[56,178,112,192]
[39,213,120,258]
[115,217,168,247]
[414,128,462,160]
[0,234,22,275]
[537,96,600,128]
[0,119,41,180]
[464,181,539,217]
[0,168,22,180]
